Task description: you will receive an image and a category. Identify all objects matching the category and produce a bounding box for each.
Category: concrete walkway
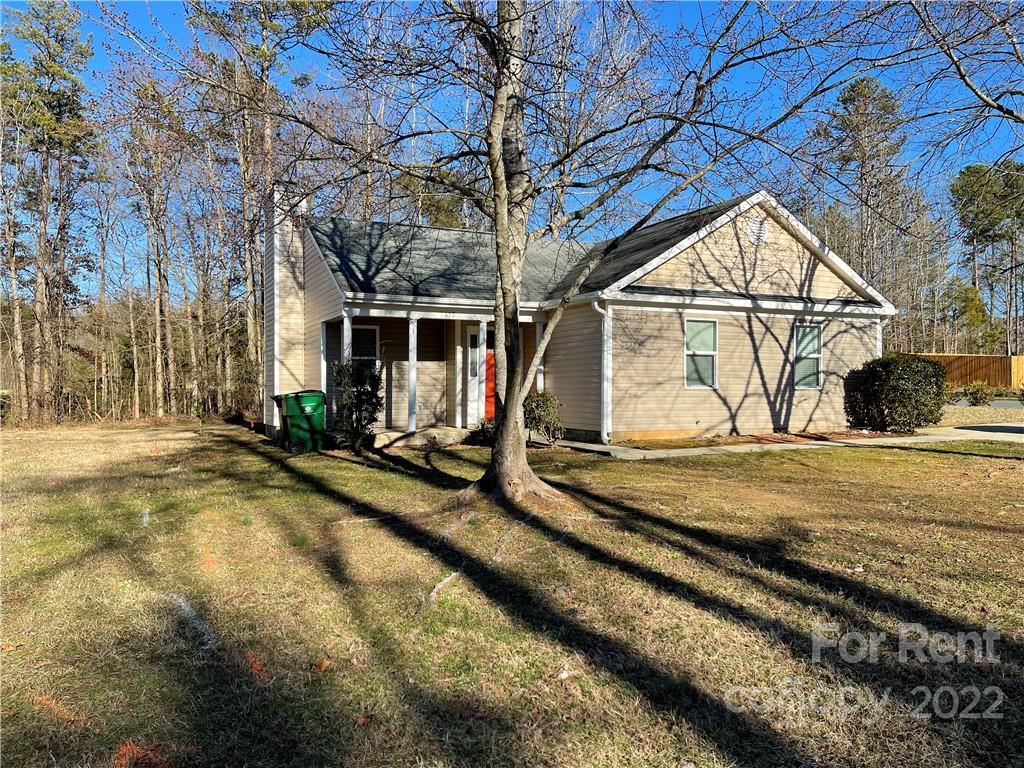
[553,423,1023,460]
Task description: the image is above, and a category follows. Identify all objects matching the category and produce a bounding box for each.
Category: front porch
[319,307,545,433]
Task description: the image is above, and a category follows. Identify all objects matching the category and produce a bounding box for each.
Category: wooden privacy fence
[917,354,1024,389]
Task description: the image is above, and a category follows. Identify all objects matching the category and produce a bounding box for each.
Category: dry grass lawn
[940,404,1023,427]
[2,423,1022,767]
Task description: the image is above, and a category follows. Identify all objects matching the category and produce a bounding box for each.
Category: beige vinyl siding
[262,211,276,425]
[263,201,306,426]
[636,205,859,301]
[544,304,601,433]
[444,320,459,426]
[611,309,876,438]
[352,318,446,430]
[302,231,345,424]
[275,212,307,396]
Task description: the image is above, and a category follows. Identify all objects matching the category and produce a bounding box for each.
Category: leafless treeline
[1,0,1022,426]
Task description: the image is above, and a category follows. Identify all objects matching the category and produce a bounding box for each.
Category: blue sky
[3,0,1016,260]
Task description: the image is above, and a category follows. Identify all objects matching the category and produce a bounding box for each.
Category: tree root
[419,570,461,614]
[456,469,566,508]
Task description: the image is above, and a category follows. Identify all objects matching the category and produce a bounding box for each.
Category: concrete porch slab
[372,426,471,449]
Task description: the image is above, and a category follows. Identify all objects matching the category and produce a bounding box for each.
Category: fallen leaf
[245,650,270,684]
[354,713,375,727]
[111,740,173,768]
[1,642,23,652]
[310,655,332,675]
[199,549,216,573]
[33,693,88,725]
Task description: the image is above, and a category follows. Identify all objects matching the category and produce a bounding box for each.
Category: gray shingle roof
[548,194,756,297]
[308,194,755,303]
[308,219,588,303]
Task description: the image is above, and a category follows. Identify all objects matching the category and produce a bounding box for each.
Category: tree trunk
[5,216,28,421]
[150,245,164,417]
[127,265,142,421]
[97,222,108,416]
[158,229,178,414]
[461,0,557,505]
[31,147,51,421]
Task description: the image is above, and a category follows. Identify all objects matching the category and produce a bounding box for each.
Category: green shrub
[466,419,496,446]
[844,354,945,433]
[1018,386,1024,405]
[962,380,994,406]
[523,390,565,443]
[944,384,965,405]
[333,359,384,448]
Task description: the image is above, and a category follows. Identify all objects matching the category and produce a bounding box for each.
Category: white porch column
[408,315,418,432]
[478,320,487,421]
[601,305,613,442]
[319,322,327,392]
[534,321,545,392]
[342,308,353,362]
[454,320,463,428]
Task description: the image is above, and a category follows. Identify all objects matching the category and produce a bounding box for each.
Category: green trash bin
[273,390,325,453]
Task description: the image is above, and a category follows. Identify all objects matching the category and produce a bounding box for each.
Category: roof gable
[631,204,859,302]
[604,191,893,310]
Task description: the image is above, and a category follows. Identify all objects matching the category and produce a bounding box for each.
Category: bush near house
[523,391,565,443]
[844,353,945,433]
[962,380,995,406]
[333,360,384,448]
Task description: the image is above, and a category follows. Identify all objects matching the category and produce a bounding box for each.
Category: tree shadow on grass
[218,433,822,767]
[140,586,525,768]
[536,481,1023,766]
[407,446,1024,765]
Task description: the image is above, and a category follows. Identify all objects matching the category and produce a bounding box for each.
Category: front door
[466,327,480,425]
[485,331,495,420]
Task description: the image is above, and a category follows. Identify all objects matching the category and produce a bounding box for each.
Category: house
[263,189,895,443]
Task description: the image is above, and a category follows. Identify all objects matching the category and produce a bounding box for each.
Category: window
[685,319,717,388]
[794,324,822,389]
[469,333,479,378]
[351,326,378,360]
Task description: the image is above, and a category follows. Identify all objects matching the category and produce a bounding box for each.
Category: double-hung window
[684,319,717,389]
[794,323,822,389]
[351,326,379,361]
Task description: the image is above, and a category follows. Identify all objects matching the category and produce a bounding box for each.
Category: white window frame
[351,325,379,361]
[684,317,718,390]
[794,322,823,390]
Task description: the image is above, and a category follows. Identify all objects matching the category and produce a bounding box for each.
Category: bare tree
[257,1,882,502]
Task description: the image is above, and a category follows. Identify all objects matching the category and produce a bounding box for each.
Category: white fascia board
[307,230,347,306]
[344,291,494,307]
[344,292,548,319]
[343,290,544,311]
[605,291,896,318]
[756,193,896,311]
[598,190,895,313]
[347,305,492,321]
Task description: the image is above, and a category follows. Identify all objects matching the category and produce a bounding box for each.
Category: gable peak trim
[601,190,894,311]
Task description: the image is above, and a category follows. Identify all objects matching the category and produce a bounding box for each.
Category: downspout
[592,300,612,444]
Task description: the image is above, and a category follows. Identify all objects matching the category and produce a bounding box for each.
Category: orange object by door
[485,350,495,420]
